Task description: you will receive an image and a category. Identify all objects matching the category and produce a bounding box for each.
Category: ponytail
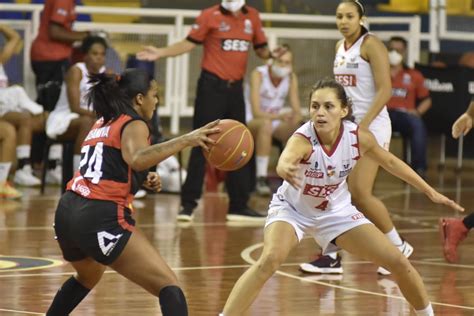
[87,68,153,124]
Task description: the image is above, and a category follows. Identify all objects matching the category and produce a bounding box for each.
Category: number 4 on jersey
[315,200,328,211]
[79,143,104,184]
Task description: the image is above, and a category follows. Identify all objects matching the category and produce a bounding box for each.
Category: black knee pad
[158,285,188,316]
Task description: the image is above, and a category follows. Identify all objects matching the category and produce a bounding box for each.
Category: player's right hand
[452,113,472,139]
[277,160,301,190]
[136,45,163,61]
[185,120,221,151]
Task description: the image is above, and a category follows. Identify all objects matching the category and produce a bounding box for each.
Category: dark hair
[309,78,353,121]
[87,68,153,124]
[389,36,408,49]
[340,0,365,17]
[81,35,108,54]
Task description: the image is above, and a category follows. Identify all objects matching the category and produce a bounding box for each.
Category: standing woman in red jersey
[47,69,219,316]
[301,0,413,276]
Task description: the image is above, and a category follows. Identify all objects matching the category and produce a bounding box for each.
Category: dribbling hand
[185,120,221,152]
[452,113,472,139]
[427,190,464,212]
[136,46,163,61]
[143,172,161,192]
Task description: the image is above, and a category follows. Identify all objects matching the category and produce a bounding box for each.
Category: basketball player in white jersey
[221,78,463,316]
[301,0,410,275]
[246,45,302,195]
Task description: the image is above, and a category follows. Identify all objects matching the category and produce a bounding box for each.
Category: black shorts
[54,191,135,265]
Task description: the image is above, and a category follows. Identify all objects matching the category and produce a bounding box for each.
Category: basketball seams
[216,126,247,169]
[207,124,243,161]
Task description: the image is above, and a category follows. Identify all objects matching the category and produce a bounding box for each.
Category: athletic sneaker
[256,176,271,196]
[134,189,147,199]
[377,239,414,275]
[46,166,62,185]
[177,206,194,222]
[299,254,343,274]
[226,207,266,222]
[0,182,22,199]
[14,165,41,186]
[439,217,469,263]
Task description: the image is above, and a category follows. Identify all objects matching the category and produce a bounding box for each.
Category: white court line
[0,308,43,315]
[240,243,474,310]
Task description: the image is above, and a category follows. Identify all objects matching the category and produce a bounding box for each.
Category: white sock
[256,156,269,178]
[385,227,403,246]
[327,252,337,259]
[49,144,62,161]
[73,154,81,171]
[0,162,12,182]
[16,144,31,160]
[415,303,434,316]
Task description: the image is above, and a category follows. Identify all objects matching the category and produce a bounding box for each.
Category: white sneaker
[46,166,62,185]
[134,189,147,199]
[377,239,414,275]
[14,166,41,187]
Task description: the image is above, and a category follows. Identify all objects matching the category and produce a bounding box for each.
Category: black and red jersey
[67,114,148,208]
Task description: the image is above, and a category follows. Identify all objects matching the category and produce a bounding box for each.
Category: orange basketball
[203,119,254,171]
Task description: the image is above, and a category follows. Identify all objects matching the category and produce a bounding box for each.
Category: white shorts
[265,202,373,255]
[368,117,391,151]
[46,108,79,139]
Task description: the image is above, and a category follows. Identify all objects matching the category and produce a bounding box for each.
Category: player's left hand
[427,190,464,212]
[143,172,162,192]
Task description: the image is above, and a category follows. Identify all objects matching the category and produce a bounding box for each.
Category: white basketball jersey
[0,64,8,88]
[54,62,106,112]
[245,65,290,120]
[333,33,389,124]
[270,120,360,218]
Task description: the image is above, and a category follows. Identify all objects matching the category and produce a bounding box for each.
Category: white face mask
[388,50,403,66]
[221,0,245,13]
[271,64,291,78]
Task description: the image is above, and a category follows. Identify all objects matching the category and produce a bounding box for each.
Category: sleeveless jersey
[255,65,290,114]
[67,114,148,208]
[54,62,105,113]
[333,33,389,124]
[0,64,8,88]
[270,120,360,218]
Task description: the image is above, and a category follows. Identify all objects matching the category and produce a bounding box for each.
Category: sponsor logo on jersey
[392,88,408,98]
[335,74,357,87]
[346,62,359,69]
[351,213,365,220]
[219,21,230,32]
[97,231,123,256]
[302,183,340,198]
[327,165,336,177]
[424,78,454,92]
[192,23,200,30]
[221,39,250,52]
[244,19,253,34]
[403,73,412,85]
[339,167,352,178]
[305,168,324,179]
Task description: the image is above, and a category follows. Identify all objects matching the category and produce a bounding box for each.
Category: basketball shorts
[54,191,135,265]
[368,116,392,151]
[265,202,373,254]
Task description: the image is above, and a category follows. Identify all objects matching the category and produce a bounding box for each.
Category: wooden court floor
[1,169,474,315]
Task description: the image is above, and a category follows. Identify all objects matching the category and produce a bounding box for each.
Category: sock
[462,213,474,230]
[48,144,62,170]
[415,303,434,316]
[158,285,188,316]
[73,154,81,172]
[327,252,337,259]
[0,162,12,182]
[385,228,403,246]
[46,276,90,316]
[256,156,269,178]
[16,145,31,170]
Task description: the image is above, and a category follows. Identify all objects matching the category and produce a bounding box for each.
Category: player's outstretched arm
[136,39,196,61]
[276,134,312,189]
[452,100,474,138]
[359,128,464,212]
[121,119,220,171]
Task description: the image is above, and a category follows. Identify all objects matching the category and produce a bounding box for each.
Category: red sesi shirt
[387,68,430,111]
[187,5,267,81]
[31,0,76,61]
[67,115,148,209]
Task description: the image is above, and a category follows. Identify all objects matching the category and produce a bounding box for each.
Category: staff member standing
[138,0,276,222]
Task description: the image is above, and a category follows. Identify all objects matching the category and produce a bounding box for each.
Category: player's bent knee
[257,252,284,275]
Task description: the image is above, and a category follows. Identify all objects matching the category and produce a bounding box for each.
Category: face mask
[271,64,291,78]
[221,0,245,13]
[388,50,403,66]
